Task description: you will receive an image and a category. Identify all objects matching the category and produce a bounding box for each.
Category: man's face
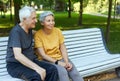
[25,11,37,29]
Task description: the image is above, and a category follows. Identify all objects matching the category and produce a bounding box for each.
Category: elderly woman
[34,11,84,81]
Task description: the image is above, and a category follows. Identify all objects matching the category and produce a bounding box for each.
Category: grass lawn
[0,11,120,53]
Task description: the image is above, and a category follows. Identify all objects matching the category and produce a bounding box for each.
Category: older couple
[6,6,84,81]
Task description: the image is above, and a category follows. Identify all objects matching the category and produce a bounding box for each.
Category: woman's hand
[65,62,73,71]
[58,61,72,71]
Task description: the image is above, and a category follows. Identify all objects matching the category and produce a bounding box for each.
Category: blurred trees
[1,0,118,42]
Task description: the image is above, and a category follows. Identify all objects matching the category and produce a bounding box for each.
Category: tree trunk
[10,0,12,20]
[13,0,21,24]
[55,0,65,11]
[106,0,113,43]
[78,0,83,26]
[68,0,71,18]
[114,0,117,19]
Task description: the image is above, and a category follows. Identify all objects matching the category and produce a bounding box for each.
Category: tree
[68,0,71,18]
[55,0,65,11]
[78,0,83,26]
[10,0,13,20]
[106,0,113,43]
[13,0,22,24]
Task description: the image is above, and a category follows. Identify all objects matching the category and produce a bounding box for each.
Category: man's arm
[13,47,46,81]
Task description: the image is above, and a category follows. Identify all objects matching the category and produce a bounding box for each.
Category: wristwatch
[55,60,59,64]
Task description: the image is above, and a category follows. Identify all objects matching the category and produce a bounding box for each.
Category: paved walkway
[87,13,120,19]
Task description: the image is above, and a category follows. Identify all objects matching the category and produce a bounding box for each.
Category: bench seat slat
[80,60,120,77]
[79,56,120,71]
[71,53,120,67]
[0,75,23,81]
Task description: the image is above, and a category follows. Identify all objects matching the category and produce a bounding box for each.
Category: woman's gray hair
[19,6,35,22]
[39,11,54,22]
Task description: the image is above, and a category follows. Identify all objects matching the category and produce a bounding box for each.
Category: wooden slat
[68,50,107,58]
[0,75,23,81]
[0,37,8,42]
[62,28,100,35]
[0,37,23,81]
[0,46,7,51]
[0,51,7,56]
[0,42,8,47]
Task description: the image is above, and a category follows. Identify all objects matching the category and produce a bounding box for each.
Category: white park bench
[0,28,120,81]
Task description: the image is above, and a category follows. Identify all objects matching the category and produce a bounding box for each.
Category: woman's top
[34,27,64,60]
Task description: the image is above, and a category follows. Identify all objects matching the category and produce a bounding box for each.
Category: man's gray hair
[39,11,54,22]
[19,6,35,22]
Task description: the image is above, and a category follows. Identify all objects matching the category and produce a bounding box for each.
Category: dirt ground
[84,71,117,81]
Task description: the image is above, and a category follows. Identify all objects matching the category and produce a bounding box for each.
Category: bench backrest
[0,37,8,76]
[0,28,109,77]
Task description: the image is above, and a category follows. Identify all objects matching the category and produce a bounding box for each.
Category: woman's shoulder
[54,27,62,32]
[34,29,42,36]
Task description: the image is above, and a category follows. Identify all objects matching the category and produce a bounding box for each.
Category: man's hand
[35,67,46,81]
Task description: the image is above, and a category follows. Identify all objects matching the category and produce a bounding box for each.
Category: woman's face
[41,15,55,30]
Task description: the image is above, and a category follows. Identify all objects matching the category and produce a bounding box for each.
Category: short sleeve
[8,30,21,48]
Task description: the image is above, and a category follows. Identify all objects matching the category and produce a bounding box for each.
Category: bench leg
[115,67,120,77]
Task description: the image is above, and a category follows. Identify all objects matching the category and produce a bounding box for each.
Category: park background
[0,0,120,80]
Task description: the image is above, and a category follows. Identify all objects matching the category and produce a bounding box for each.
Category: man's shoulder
[11,24,20,31]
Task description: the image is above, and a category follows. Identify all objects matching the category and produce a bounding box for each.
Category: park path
[88,13,120,19]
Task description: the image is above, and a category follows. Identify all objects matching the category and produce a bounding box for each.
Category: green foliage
[73,0,109,13]
[0,12,120,53]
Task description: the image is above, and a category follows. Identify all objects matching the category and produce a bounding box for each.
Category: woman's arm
[60,43,73,71]
[37,48,57,63]
[59,43,69,63]
[37,47,66,67]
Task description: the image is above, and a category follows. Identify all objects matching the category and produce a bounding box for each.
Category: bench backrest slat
[62,28,108,59]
